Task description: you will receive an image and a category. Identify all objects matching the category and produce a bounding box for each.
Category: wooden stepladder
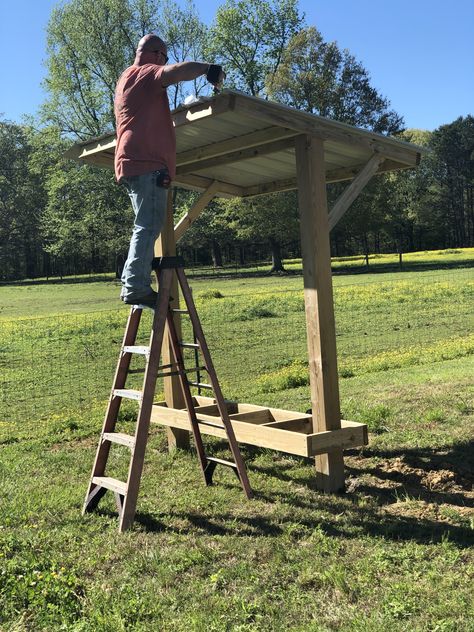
[83,256,253,531]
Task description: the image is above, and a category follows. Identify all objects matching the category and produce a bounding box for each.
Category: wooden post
[295,134,345,492]
[155,189,190,451]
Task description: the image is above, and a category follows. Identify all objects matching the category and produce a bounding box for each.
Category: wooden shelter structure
[66,90,425,492]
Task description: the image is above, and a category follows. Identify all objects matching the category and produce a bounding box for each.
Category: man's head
[135,34,168,66]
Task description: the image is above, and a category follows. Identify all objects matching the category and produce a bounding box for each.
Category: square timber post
[295,135,345,492]
[154,188,190,451]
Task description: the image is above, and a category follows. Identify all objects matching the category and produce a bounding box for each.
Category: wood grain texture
[155,190,190,451]
[295,134,345,492]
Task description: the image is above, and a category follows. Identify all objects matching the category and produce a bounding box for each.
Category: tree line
[0,0,472,281]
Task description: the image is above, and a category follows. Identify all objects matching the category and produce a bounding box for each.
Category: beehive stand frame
[67,91,424,493]
[156,138,367,492]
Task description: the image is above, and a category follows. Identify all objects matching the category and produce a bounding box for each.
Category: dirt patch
[345,453,473,527]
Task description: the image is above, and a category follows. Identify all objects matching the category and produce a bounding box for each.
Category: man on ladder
[115,33,225,307]
[82,35,251,532]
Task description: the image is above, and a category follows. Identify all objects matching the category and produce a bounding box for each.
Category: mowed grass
[0,253,473,630]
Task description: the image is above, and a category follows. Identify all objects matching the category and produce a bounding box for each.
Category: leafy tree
[430,116,474,247]
[42,0,209,138]
[164,1,211,109]
[210,0,304,96]
[40,159,131,276]
[268,26,403,134]
[216,192,299,271]
[0,120,45,280]
[177,197,238,267]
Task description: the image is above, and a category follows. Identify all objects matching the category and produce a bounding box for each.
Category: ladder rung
[179,342,200,349]
[158,366,207,379]
[171,308,189,314]
[188,381,213,390]
[92,476,127,495]
[207,457,238,469]
[102,432,135,448]
[127,368,145,375]
[123,345,150,355]
[113,389,142,401]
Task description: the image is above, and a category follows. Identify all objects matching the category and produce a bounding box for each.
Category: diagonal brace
[174,180,220,242]
[328,154,385,231]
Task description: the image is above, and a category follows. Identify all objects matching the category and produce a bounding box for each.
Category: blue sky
[1,0,473,131]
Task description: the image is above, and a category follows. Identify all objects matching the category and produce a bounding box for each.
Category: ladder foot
[203,457,248,491]
[83,484,107,514]
[203,460,218,486]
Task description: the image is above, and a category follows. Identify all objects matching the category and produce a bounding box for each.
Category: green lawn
[0,254,473,630]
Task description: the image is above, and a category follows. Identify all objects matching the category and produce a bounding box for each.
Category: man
[114,33,225,307]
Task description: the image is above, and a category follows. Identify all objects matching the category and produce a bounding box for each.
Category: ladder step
[102,432,135,448]
[171,308,189,314]
[92,476,127,495]
[123,345,150,355]
[207,457,238,469]
[113,389,142,401]
[179,342,200,349]
[188,381,213,390]
[158,366,207,379]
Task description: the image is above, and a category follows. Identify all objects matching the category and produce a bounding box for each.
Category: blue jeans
[121,171,167,299]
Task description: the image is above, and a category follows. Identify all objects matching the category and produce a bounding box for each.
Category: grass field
[0,250,473,630]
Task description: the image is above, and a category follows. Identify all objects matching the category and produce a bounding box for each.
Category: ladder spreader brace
[83,255,253,532]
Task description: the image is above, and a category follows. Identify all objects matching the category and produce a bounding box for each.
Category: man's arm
[161,62,225,88]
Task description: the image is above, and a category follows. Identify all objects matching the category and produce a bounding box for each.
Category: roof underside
[65,90,425,198]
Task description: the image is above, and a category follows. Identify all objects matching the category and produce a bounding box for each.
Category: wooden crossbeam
[174,181,220,242]
[176,137,294,176]
[233,94,421,167]
[173,173,244,197]
[240,155,397,198]
[328,154,385,231]
[176,126,297,167]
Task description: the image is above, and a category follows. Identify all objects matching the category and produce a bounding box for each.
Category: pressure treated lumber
[176,126,297,166]
[328,154,385,230]
[150,400,368,457]
[155,190,190,451]
[176,137,294,176]
[295,134,345,492]
[233,94,420,167]
[174,181,220,242]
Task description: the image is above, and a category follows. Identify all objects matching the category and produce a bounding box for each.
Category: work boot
[121,290,159,309]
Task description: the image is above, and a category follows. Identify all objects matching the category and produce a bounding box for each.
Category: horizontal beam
[174,180,220,242]
[328,154,384,231]
[150,403,367,457]
[173,172,244,197]
[242,177,298,197]
[176,126,298,167]
[241,156,415,197]
[176,137,294,175]
[233,94,421,167]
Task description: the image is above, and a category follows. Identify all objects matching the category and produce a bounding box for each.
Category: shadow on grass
[123,439,474,548]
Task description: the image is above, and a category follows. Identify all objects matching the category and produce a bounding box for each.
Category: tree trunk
[211,240,223,267]
[269,238,284,272]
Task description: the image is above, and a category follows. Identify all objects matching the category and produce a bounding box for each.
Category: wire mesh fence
[0,266,472,423]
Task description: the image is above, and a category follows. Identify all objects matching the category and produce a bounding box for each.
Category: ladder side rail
[119,269,174,531]
[83,307,142,513]
[165,309,209,482]
[176,268,253,499]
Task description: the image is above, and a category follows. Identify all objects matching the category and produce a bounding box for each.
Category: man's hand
[206,64,226,91]
[161,62,225,91]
